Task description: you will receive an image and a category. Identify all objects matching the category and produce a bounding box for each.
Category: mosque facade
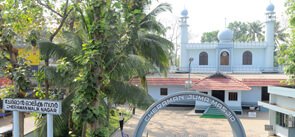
[133,3,288,115]
[179,3,278,73]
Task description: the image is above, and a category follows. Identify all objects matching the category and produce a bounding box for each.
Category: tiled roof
[130,73,287,88]
[131,78,200,86]
[192,73,251,91]
[242,79,285,86]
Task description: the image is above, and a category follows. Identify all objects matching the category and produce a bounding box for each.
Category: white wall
[224,90,241,107]
[276,125,288,137]
[183,46,269,73]
[241,86,262,103]
[232,48,265,68]
[147,85,185,100]
[268,87,295,137]
[193,49,216,67]
[272,95,295,111]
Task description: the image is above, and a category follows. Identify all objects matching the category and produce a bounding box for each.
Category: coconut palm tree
[34,1,173,136]
[247,21,264,41]
[275,21,289,46]
[228,21,249,42]
[126,3,173,75]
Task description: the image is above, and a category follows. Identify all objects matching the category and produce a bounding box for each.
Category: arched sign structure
[133,91,246,137]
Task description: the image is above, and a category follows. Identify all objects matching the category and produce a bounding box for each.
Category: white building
[132,3,287,114]
[179,3,278,73]
[258,86,295,137]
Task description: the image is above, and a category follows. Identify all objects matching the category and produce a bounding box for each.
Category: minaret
[180,9,189,71]
[264,3,275,69]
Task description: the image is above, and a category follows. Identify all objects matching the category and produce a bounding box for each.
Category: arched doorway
[133,91,246,137]
[220,51,229,65]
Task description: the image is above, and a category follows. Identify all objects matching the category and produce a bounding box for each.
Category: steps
[201,105,225,118]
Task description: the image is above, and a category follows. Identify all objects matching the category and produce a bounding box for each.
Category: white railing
[184,42,267,49]
[170,66,283,73]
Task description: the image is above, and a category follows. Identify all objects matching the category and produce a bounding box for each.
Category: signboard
[265,125,273,131]
[18,48,40,65]
[248,112,257,118]
[133,91,246,137]
[3,98,62,115]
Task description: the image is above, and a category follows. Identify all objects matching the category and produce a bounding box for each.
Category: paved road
[0,114,36,135]
[111,107,269,137]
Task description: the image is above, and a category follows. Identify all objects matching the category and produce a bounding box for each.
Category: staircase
[201,105,225,118]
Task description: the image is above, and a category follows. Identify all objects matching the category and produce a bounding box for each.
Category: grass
[200,114,226,119]
[108,109,132,135]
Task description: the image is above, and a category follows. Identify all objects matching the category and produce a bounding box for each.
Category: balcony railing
[170,66,283,73]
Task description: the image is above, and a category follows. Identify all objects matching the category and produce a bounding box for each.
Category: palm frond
[140,3,171,34]
[38,41,68,60]
[105,80,154,108]
[34,93,74,137]
[110,54,157,80]
[137,33,173,74]
[62,31,83,52]
[39,65,75,88]
[140,17,166,35]
[147,3,171,17]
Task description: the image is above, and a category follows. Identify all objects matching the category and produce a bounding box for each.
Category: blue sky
[151,0,287,42]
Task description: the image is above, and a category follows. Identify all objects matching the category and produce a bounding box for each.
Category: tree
[247,21,264,41]
[277,0,295,84]
[69,1,173,136]
[201,20,287,44]
[37,0,74,98]
[201,30,219,42]
[166,20,180,66]
[228,21,249,42]
[0,1,44,137]
[275,21,289,46]
[1,1,172,136]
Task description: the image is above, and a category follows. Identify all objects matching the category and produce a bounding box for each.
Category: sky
[151,0,288,42]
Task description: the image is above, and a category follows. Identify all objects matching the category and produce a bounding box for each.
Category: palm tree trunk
[106,101,111,127]
[81,122,87,137]
[132,106,136,115]
[45,59,50,98]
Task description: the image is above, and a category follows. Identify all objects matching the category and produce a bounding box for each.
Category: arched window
[243,51,252,65]
[199,52,208,65]
[220,51,229,65]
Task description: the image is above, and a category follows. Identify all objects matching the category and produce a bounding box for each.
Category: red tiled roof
[242,79,285,86]
[0,77,11,87]
[130,74,287,88]
[192,73,251,91]
[131,78,200,86]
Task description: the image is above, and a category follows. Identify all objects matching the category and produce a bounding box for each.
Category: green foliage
[38,41,68,61]
[106,80,154,107]
[3,58,32,97]
[34,93,74,137]
[1,1,171,137]
[201,31,219,42]
[277,0,295,84]
[0,85,17,99]
[247,21,264,41]
[201,20,288,44]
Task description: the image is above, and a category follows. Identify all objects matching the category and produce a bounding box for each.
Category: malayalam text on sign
[3,98,62,115]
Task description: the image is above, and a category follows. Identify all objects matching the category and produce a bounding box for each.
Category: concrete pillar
[13,111,20,137]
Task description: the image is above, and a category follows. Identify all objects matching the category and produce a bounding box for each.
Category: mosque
[179,3,277,73]
[131,3,288,115]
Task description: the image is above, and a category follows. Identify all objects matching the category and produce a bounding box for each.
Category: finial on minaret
[265,2,275,21]
[179,8,189,43]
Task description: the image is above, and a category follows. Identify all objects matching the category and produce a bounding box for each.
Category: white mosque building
[132,3,287,115]
[179,3,278,73]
